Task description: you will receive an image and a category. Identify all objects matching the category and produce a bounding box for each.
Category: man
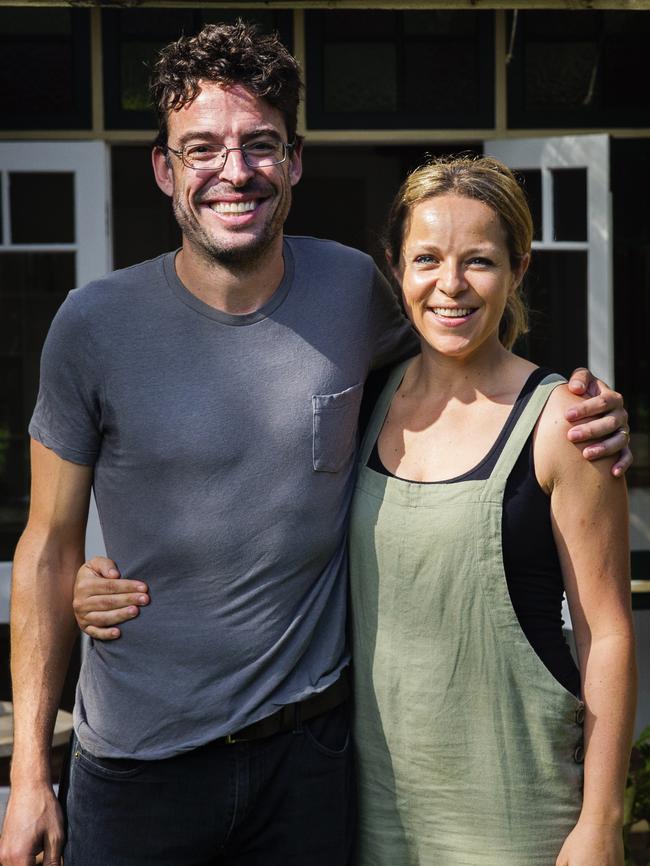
[0,21,630,866]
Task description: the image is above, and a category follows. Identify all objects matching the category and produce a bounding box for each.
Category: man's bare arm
[0,440,93,866]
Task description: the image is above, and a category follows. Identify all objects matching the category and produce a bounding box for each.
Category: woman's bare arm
[535,385,636,866]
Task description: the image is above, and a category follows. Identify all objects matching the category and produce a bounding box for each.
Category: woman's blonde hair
[385,155,533,350]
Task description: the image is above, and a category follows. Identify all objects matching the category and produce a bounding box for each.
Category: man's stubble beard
[172,186,291,271]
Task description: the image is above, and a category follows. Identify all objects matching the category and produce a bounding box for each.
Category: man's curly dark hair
[150,20,303,149]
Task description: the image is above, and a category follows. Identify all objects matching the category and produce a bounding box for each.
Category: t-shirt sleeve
[367,265,419,371]
[29,292,103,466]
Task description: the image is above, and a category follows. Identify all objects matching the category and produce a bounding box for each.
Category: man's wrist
[10,753,54,787]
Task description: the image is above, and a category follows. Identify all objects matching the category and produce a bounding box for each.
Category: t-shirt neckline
[162,239,294,326]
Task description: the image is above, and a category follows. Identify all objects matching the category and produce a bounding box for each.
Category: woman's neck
[406,338,527,406]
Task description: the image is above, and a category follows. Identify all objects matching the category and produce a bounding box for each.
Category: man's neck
[175,236,286,315]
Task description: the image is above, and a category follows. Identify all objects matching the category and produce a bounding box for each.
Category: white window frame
[0,141,111,620]
[484,134,613,385]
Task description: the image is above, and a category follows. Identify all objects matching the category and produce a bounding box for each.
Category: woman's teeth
[431,307,474,318]
[211,201,257,214]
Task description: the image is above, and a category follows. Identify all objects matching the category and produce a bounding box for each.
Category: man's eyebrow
[174,127,283,146]
[242,128,284,141]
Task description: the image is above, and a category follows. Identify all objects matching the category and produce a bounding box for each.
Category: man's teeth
[211,201,257,214]
[431,307,474,318]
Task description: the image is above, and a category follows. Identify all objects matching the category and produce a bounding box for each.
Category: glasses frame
[164,141,295,171]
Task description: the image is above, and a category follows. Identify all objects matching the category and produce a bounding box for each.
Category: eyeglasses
[165,140,294,171]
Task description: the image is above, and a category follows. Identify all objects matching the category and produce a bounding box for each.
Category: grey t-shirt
[30,236,415,759]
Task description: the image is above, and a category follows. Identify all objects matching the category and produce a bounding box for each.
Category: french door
[485,134,613,385]
[0,141,111,615]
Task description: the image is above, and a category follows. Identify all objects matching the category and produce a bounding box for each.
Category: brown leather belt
[222,667,350,745]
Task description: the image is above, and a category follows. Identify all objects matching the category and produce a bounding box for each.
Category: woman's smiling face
[396,193,529,362]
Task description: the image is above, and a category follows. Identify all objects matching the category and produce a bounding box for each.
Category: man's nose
[218,148,256,187]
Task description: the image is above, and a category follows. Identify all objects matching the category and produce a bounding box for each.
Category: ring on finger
[618,426,631,441]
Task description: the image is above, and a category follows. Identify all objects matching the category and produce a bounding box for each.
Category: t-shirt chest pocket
[312,383,364,472]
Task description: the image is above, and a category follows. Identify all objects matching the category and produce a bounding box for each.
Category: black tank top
[367,367,581,697]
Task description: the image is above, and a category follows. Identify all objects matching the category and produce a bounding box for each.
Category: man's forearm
[9,527,83,784]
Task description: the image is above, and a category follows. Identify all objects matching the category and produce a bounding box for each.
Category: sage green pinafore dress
[349,362,585,866]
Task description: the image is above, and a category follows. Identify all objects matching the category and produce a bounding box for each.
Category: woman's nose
[438,262,466,295]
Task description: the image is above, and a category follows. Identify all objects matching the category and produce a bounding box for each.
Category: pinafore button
[575,704,585,725]
[573,744,584,764]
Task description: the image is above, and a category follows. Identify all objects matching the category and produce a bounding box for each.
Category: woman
[71,156,634,865]
[349,156,635,866]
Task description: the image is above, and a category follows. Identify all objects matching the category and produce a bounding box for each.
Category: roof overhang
[2,0,650,10]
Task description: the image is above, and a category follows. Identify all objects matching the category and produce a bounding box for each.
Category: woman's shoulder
[534,381,616,492]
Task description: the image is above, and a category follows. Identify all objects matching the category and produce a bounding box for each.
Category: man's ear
[288,139,303,187]
[152,147,174,198]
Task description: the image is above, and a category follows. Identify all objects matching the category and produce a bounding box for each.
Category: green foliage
[624,726,650,865]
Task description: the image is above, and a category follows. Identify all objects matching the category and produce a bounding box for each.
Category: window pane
[603,37,648,111]
[118,9,193,37]
[508,10,650,129]
[103,9,293,130]
[403,10,477,37]
[0,9,91,130]
[10,173,74,244]
[521,10,599,39]
[515,250,588,377]
[120,40,165,113]
[324,44,397,113]
[552,169,587,242]
[517,170,542,242]
[404,41,478,115]
[524,42,598,111]
[0,252,74,560]
[0,8,72,35]
[322,10,397,39]
[201,10,278,30]
[306,10,494,130]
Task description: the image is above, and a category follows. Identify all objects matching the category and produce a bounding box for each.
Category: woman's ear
[511,252,531,293]
[386,249,401,286]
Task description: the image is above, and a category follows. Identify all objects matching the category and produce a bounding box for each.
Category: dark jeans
[59,701,354,866]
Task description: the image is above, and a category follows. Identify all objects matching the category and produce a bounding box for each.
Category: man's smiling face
[153,81,302,268]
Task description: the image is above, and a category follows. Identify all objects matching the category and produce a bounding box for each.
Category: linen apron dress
[350,362,585,866]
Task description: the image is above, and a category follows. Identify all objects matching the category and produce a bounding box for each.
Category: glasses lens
[243,141,285,168]
[183,145,224,169]
[182,142,287,170]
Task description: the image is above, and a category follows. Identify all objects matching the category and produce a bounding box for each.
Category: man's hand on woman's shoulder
[564,367,631,477]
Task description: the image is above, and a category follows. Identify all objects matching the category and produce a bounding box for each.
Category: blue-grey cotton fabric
[29,237,415,759]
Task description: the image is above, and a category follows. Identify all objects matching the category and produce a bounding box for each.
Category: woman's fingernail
[566,409,579,421]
